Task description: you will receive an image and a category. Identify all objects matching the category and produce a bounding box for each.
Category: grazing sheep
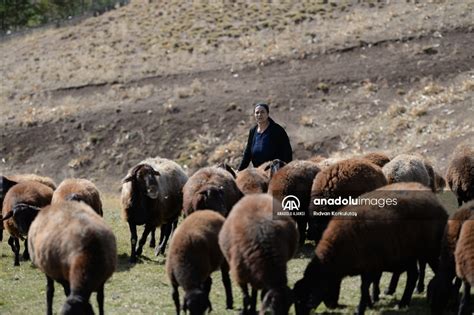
[219,194,298,315]
[257,159,287,179]
[121,157,188,262]
[454,213,474,315]
[294,182,448,315]
[236,168,269,194]
[28,201,116,315]
[52,178,103,216]
[167,210,233,314]
[0,174,56,242]
[308,158,387,242]
[428,200,474,314]
[2,180,53,266]
[382,154,431,188]
[267,160,320,245]
[446,146,474,206]
[182,166,242,218]
[360,152,390,167]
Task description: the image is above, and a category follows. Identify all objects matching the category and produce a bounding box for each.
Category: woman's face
[254,106,269,124]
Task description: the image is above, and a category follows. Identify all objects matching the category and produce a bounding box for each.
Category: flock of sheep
[0,145,473,315]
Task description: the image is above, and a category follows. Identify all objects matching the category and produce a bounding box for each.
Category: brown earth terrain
[0,0,473,192]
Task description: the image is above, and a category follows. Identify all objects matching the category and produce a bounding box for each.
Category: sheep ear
[153,170,160,176]
[1,211,13,221]
[122,175,133,183]
[264,164,272,171]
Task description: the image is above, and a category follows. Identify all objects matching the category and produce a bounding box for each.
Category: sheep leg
[97,283,105,315]
[398,262,418,308]
[203,277,213,312]
[136,225,153,257]
[458,281,471,315]
[171,283,180,315]
[149,228,156,248]
[61,282,70,297]
[416,261,426,293]
[357,274,372,315]
[240,284,251,315]
[46,276,55,315]
[8,236,20,266]
[250,287,257,315]
[385,272,401,295]
[22,239,30,260]
[128,223,138,263]
[155,222,172,256]
[371,272,382,303]
[457,198,463,207]
[296,217,307,245]
[325,277,343,308]
[221,263,233,309]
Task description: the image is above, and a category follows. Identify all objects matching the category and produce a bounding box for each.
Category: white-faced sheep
[294,182,448,315]
[308,158,387,243]
[382,154,431,188]
[121,157,188,262]
[454,212,474,315]
[2,180,53,266]
[28,201,116,315]
[182,166,242,218]
[167,210,233,314]
[267,160,320,245]
[219,194,299,315]
[52,178,103,216]
[236,168,269,194]
[446,146,474,206]
[428,200,474,314]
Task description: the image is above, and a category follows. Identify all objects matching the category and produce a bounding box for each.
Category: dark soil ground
[0,1,473,191]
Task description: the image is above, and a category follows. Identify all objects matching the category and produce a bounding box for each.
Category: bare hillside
[0,0,473,191]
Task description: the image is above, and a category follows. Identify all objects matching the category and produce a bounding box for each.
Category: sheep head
[61,295,94,315]
[261,286,293,315]
[264,159,287,178]
[183,289,211,315]
[123,164,161,199]
[2,203,41,237]
[293,257,329,315]
[193,186,227,216]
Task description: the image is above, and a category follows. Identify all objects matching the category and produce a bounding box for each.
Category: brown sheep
[167,210,233,314]
[360,152,390,167]
[382,154,431,188]
[267,160,320,245]
[446,146,474,206]
[182,166,242,218]
[121,157,188,262]
[308,158,387,242]
[454,213,474,315]
[52,178,103,216]
[2,180,53,266]
[294,182,448,315]
[236,168,269,194]
[219,194,299,315]
[428,200,474,314]
[0,174,56,242]
[28,201,117,315]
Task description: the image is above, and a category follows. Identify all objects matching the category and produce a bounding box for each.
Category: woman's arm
[238,128,255,171]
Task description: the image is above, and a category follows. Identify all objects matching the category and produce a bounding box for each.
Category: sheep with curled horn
[121,157,188,262]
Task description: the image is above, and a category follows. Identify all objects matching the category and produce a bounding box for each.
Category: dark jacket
[238,118,292,171]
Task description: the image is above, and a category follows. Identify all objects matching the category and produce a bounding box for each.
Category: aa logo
[282,195,300,211]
